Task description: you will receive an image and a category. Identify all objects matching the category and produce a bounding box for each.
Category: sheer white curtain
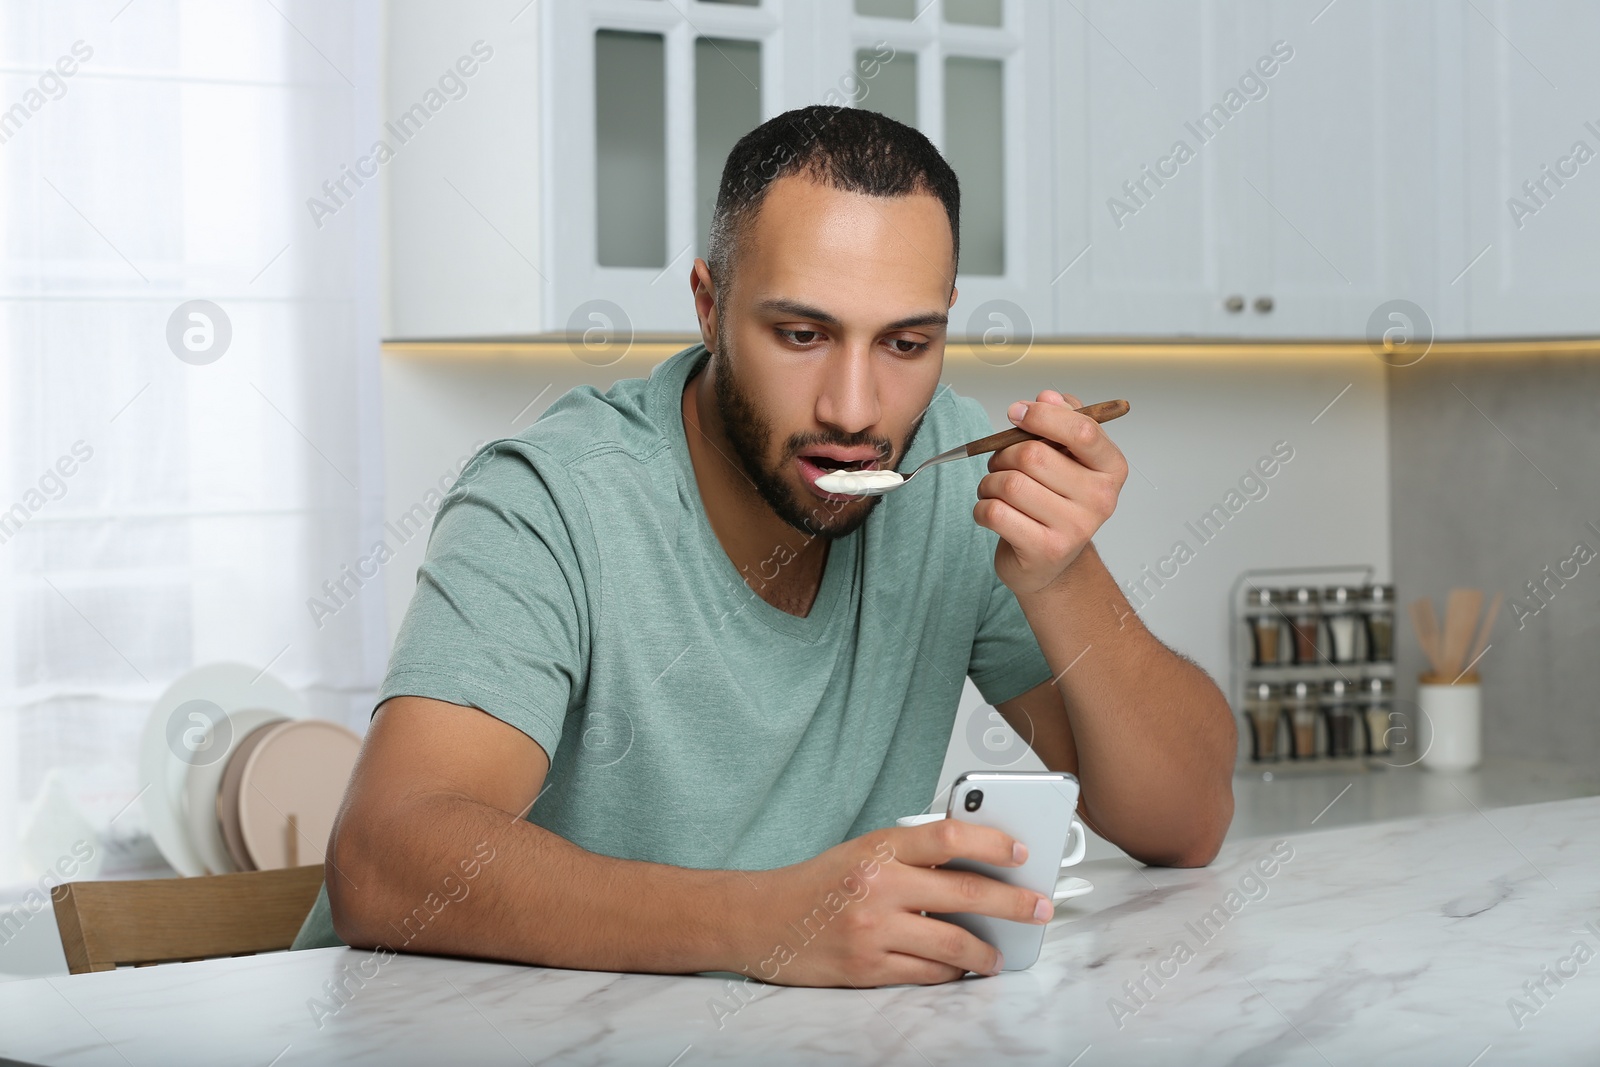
[0,1,385,886]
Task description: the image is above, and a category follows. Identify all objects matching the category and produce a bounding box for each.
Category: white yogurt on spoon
[813,468,904,495]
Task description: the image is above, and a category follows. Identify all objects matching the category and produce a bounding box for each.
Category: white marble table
[4,796,1599,1066]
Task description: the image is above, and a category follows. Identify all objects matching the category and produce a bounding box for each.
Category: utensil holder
[1417,674,1481,771]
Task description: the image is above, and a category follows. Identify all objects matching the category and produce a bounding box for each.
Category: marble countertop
[1066,755,1600,863]
[4,795,1600,1065]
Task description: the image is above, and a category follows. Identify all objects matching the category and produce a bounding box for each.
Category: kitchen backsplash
[1388,349,1600,765]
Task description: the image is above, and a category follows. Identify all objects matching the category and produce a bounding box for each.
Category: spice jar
[1244,682,1283,762]
[1244,587,1285,666]
[1323,585,1360,665]
[1361,583,1395,663]
[1284,680,1319,759]
[1359,676,1394,755]
[1321,678,1359,758]
[1285,586,1322,666]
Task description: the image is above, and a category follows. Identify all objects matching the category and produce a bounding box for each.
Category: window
[0,4,383,894]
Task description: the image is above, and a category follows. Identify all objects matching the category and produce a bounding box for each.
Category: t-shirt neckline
[654,345,857,644]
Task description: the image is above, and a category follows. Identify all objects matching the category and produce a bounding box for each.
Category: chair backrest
[51,864,325,974]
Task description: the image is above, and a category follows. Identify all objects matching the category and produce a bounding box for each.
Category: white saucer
[1052,876,1094,903]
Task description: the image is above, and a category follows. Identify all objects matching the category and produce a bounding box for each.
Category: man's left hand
[973,389,1129,596]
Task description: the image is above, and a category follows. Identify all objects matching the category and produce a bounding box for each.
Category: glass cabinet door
[545,0,1051,334]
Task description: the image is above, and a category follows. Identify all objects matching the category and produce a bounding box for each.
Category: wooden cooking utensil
[1463,591,1502,674]
[1409,598,1444,676]
[1440,588,1484,677]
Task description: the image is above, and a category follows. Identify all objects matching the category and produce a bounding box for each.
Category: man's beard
[710,325,927,540]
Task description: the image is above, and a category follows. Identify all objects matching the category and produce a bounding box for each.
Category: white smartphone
[932,770,1081,971]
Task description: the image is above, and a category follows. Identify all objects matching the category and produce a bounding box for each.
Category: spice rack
[1229,565,1397,776]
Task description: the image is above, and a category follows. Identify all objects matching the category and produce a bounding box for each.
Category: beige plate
[183,708,291,875]
[237,720,362,870]
[217,721,284,872]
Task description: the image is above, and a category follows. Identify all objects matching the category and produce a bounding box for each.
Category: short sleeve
[968,570,1053,706]
[377,442,590,760]
[952,395,1053,706]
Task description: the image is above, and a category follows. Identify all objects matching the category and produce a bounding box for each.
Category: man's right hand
[731,819,1056,987]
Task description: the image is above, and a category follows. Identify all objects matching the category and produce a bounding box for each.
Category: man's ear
[691,258,719,354]
[948,284,959,309]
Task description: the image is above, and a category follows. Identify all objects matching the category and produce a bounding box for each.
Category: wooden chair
[51,864,325,974]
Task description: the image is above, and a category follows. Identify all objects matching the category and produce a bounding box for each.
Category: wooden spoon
[1409,598,1443,677]
[1440,588,1484,677]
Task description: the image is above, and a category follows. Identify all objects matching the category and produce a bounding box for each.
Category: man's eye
[888,338,929,355]
[779,329,820,345]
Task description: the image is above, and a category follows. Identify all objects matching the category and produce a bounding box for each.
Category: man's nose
[814,343,881,435]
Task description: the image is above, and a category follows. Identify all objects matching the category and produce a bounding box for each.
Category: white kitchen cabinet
[379,0,1079,340]
[1052,0,1245,335]
[383,0,1600,341]
[382,0,544,340]
[1053,0,1449,339]
[1461,0,1600,337]
[1228,0,1446,339]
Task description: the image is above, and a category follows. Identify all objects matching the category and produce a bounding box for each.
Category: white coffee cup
[895,812,1088,902]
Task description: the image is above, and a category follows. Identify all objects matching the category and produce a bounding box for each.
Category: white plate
[138,663,304,877]
[1052,876,1094,903]
[181,707,293,875]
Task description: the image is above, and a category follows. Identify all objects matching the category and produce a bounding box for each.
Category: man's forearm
[1016,543,1236,866]
[327,792,750,973]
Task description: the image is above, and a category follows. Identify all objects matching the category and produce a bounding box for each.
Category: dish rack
[1228,564,1397,777]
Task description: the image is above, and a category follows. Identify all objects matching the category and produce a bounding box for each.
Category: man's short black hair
[706,105,961,296]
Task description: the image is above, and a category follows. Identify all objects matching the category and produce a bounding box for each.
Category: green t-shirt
[292,344,1051,950]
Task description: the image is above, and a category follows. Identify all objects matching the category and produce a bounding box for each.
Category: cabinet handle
[1254,295,1274,313]
[1224,294,1245,313]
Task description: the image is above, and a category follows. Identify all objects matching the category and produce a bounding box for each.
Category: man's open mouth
[804,455,877,472]
[796,448,886,497]
[797,446,884,473]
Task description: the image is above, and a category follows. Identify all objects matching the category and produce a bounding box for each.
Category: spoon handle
[963,399,1131,457]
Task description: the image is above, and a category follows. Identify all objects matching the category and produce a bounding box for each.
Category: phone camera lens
[964,789,984,812]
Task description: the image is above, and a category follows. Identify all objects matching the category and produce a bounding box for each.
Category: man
[293,106,1235,986]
